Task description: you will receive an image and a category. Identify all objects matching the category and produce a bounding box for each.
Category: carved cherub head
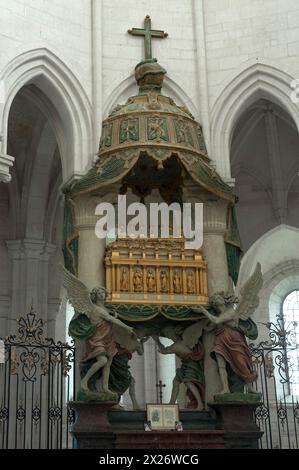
[210,291,238,314]
[90,287,109,304]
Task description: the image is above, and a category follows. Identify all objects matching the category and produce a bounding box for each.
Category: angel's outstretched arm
[210,308,240,325]
[152,336,176,355]
[108,313,133,332]
[192,305,222,325]
[96,306,134,334]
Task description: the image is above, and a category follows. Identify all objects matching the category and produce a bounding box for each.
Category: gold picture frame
[146,404,179,431]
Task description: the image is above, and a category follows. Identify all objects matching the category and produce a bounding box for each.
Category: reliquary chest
[104,238,208,305]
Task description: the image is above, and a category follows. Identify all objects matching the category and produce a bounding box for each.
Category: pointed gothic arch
[0,48,93,183]
[237,225,299,290]
[210,62,299,178]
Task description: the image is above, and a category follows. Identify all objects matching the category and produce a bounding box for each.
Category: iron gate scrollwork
[0,309,76,449]
[250,312,299,449]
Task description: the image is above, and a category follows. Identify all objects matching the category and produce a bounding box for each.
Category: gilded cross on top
[128,15,168,60]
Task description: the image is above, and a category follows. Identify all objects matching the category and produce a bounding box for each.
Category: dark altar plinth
[110,409,224,449]
[209,396,263,449]
[114,430,225,449]
[70,404,262,449]
[109,409,218,431]
[71,406,225,449]
[70,401,116,449]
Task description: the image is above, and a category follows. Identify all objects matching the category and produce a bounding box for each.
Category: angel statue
[106,324,150,410]
[60,265,139,402]
[193,262,263,396]
[153,319,209,410]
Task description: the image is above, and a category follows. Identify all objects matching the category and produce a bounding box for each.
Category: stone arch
[0,48,93,182]
[210,62,299,178]
[103,73,199,120]
[237,225,299,291]
[237,228,299,359]
[268,265,299,323]
[6,85,62,241]
[252,258,299,347]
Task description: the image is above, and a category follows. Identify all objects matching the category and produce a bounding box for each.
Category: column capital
[0,295,10,309]
[41,242,57,261]
[0,153,14,183]
[74,189,119,229]
[6,239,56,261]
[23,239,47,259]
[203,200,228,235]
[74,194,98,229]
[6,240,25,260]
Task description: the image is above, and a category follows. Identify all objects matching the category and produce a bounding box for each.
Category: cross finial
[156,379,166,404]
[128,15,168,60]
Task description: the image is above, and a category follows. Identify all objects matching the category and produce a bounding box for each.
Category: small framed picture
[144,420,152,432]
[146,404,179,431]
[175,420,183,432]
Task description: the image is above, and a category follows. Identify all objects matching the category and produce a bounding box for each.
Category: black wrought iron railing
[250,312,299,449]
[0,309,76,449]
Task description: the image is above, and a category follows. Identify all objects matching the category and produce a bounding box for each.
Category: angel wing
[60,264,96,316]
[227,275,235,297]
[235,262,263,321]
[182,319,209,350]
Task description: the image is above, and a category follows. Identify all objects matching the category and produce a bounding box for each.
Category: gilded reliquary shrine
[105,237,208,306]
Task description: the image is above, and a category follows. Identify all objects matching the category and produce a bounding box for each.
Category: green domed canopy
[68,58,235,203]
